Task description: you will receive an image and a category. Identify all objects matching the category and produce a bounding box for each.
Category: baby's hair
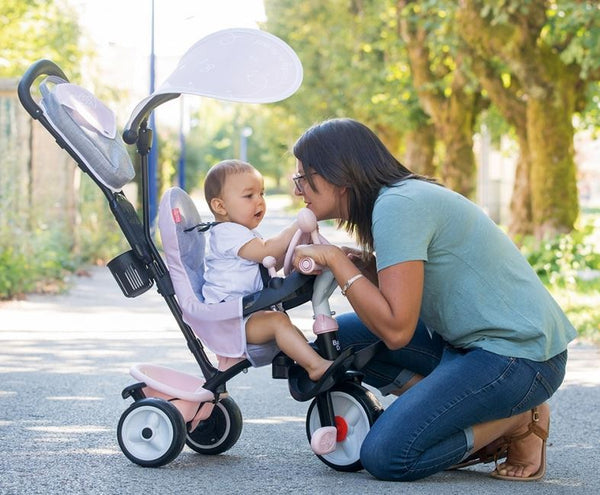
[204,159,257,214]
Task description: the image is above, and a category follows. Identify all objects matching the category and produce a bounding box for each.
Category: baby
[202,159,332,381]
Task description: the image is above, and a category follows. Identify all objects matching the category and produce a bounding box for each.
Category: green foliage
[0,229,76,300]
[75,179,128,263]
[0,246,33,299]
[180,100,299,194]
[0,0,85,78]
[545,1,600,79]
[518,216,600,342]
[520,220,600,288]
[263,0,415,138]
[552,283,600,343]
[0,170,127,300]
[577,81,600,131]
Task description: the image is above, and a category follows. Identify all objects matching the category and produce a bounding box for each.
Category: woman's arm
[294,244,423,349]
[238,221,298,268]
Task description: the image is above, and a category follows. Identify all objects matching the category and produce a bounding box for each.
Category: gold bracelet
[341,273,364,296]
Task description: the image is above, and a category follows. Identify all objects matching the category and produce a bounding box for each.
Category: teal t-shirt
[372,179,576,361]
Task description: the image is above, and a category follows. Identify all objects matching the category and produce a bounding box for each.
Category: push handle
[17,59,68,119]
[297,256,322,275]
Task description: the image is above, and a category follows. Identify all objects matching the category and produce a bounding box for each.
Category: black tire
[306,382,383,472]
[186,396,243,455]
[117,397,186,467]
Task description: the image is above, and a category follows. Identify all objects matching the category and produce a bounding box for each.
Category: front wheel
[117,397,186,467]
[306,382,383,472]
[186,396,243,455]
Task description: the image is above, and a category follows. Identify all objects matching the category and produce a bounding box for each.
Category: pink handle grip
[283,208,330,275]
[262,255,278,278]
[298,256,322,274]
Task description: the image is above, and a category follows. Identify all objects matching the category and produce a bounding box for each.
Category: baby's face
[219,170,266,229]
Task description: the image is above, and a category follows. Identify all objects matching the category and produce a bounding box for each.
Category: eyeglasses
[292,172,316,194]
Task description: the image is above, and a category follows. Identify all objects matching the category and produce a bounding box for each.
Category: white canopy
[124,28,303,136]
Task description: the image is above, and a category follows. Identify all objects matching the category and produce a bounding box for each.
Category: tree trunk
[456,0,580,238]
[375,124,402,162]
[508,136,533,240]
[403,122,436,177]
[461,54,534,238]
[527,92,579,239]
[398,2,478,198]
[439,84,477,196]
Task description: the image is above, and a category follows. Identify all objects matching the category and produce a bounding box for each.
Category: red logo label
[172,208,182,223]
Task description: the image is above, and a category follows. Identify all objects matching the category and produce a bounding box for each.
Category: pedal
[272,352,293,379]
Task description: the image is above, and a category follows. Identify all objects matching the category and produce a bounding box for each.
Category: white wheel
[117,398,186,467]
[306,382,383,472]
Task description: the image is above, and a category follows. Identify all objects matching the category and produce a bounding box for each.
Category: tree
[0,0,83,78]
[456,0,600,239]
[180,100,302,195]
[265,0,600,239]
[265,0,484,196]
[263,0,437,176]
[397,0,483,198]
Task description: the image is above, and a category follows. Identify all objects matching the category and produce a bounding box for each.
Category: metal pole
[178,96,186,189]
[240,126,253,162]
[148,0,158,225]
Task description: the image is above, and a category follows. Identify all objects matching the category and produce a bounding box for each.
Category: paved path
[1,213,599,494]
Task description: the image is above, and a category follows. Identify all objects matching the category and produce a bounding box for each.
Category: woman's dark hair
[293,118,436,252]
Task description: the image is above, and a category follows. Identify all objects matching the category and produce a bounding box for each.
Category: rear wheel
[306,382,383,472]
[117,398,186,467]
[186,396,243,455]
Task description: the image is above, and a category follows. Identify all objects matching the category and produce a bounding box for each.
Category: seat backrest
[157,187,246,358]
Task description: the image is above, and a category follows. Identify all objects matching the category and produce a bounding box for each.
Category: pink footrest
[129,363,216,425]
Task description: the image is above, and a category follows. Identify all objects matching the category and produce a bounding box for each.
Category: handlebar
[298,257,323,274]
[17,59,68,120]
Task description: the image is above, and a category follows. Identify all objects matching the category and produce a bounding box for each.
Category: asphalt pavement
[1,212,599,495]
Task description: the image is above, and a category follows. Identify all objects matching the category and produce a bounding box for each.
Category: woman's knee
[360,433,390,479]
[359,430,412,481]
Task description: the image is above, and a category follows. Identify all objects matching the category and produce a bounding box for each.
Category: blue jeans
[336,313,568,481]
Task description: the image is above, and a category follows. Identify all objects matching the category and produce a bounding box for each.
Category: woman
[290,118,576,482]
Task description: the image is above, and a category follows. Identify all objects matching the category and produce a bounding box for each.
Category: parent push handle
[18,59,68,118]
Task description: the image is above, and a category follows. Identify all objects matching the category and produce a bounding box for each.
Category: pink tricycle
[18,28,384,471]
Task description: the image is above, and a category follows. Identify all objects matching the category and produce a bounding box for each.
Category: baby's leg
[246,311,332,380]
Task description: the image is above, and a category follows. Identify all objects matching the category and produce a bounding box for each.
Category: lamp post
[240,126,253,162]
[178,96,186,190]
[148,0,158,224]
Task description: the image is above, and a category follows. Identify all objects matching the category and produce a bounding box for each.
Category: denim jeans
[336,313,568,481]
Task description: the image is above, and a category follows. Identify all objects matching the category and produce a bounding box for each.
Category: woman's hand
[292,243,341,273]
[295,241,423,350]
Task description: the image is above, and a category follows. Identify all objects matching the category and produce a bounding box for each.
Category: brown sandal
[491,407,549,481]
[449,438,508,470]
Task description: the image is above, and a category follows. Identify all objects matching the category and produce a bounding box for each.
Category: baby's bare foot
[308,359,333,382]
[494,402,550,479]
